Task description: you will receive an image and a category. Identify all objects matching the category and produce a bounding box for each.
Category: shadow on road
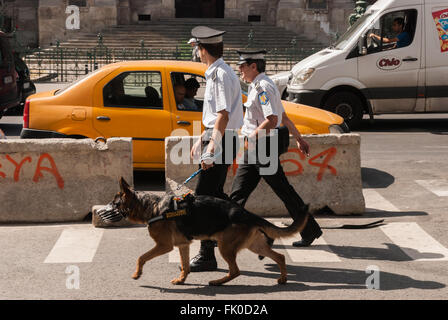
[0,121,22,137]
[356,117,448,134]
[139,263,444,295]
[326,243,445,262]
[134,171,165,192]
[362,167,395,189]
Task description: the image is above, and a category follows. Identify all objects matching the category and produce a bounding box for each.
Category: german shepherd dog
[99,178,308,286]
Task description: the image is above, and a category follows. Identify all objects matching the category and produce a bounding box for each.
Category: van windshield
[332,12,375,50]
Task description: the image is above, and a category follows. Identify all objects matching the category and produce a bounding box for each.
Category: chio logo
[377,56,402,70]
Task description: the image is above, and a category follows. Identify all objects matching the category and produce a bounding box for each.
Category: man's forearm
[249,115,278,140]
[282,114,302,140]
[207,111,229,153]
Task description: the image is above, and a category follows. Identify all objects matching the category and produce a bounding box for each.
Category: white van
[274,0,448,128]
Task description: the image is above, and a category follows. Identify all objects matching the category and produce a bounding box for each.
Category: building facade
[0,0,376,49]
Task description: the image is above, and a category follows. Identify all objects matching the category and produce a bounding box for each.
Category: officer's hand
[201,160,214,171]
[297,137,310,157]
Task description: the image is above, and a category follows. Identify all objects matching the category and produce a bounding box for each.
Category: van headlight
[291,68,315,85]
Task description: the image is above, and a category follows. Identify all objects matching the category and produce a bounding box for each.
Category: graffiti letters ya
[0,153,64,189]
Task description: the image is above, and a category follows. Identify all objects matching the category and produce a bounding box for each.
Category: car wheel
[324,91,364,129]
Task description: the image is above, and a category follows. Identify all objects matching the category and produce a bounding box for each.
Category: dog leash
[176,151,223,190]
[281,219,385,230]
[321,219,385,229]
[176,168,202,190]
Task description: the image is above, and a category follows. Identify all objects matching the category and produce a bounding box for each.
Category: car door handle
[96,116,111,121]
[177,120,191,125]
[403,57,418,62]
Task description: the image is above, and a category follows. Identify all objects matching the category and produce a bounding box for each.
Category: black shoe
[292,230,323,247]
[258,237,274,261]
[189,253,217,272]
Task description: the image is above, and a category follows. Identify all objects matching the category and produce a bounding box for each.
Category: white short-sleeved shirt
[241,72,284,136]
[202,58,244,130]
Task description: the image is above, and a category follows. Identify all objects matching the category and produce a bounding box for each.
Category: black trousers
[229,152,322,240]
[195,130,238,200]
[195,130,238,252]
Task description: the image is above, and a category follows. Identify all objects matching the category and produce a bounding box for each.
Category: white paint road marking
[169,241,201,263]
[380,222,448,261]
[274,222,341,263]
[415,180,448,197]
[362,189,400,212]
[44,228,104,263]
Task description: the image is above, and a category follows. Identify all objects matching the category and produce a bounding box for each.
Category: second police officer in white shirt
[229,49,323,254]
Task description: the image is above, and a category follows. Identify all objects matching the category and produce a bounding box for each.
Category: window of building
[248,15,261,22]
[68,0,87,7]
[306,0,328,10]
[103,71,163,109]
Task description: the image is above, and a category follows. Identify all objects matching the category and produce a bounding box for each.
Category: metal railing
[19,34,323,83]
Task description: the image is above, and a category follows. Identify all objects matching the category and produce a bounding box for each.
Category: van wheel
[324,91,364,129]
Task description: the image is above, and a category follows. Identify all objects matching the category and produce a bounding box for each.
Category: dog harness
[147,192,194,226]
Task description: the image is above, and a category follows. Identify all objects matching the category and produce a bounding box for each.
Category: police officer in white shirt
[229,49,323,254]
[189,26,243,272]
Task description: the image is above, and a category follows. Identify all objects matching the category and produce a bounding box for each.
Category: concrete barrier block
[165,134,365,216]
[0,138,133,223]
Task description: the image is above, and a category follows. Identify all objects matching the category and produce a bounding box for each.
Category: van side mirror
[358,35,367,56]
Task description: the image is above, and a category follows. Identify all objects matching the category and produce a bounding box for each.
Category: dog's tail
[252,205,309,240]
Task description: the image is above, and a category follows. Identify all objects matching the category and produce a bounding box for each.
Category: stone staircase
[25,18,325,81]
[58,18,324,50]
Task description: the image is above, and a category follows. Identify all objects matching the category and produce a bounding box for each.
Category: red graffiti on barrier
[306,147,338,181]
[0,153,64,189]
[33,153,64,189]
[228,147,338,181]
[0,163,4,179]
[5,155,32,182]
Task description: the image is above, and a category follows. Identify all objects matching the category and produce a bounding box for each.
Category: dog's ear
[119,177,131,193]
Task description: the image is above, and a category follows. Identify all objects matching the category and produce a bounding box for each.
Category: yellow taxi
[20,60,348,170]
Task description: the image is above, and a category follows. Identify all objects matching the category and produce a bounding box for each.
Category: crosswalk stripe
[363,189,400,212]
[415,180,448,197]
[44,228,104,263]
[380,222,448,261]
[169,240,201,263]
[274,222,341,262]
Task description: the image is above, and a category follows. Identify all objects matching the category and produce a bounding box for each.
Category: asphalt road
[1,84,448,301]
